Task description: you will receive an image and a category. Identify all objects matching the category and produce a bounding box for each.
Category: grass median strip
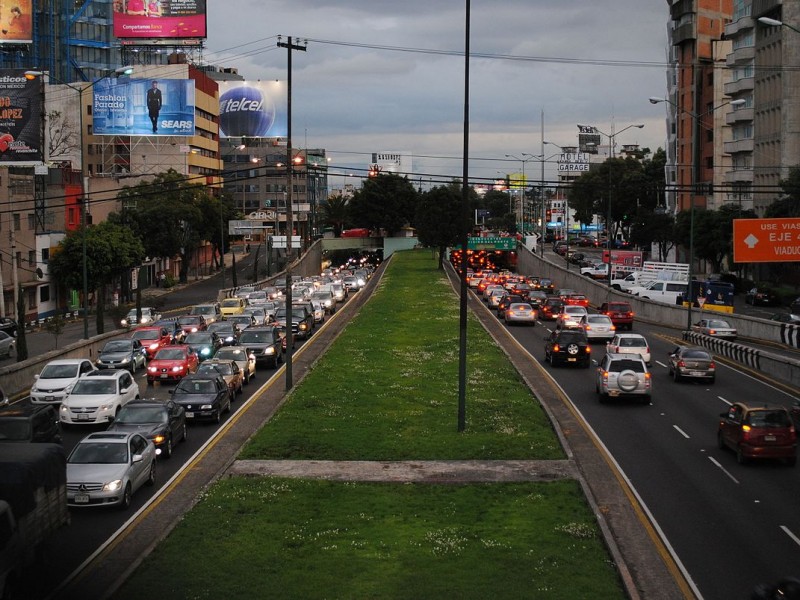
[115,250,626,599]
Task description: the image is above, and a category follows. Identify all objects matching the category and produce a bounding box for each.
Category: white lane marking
[673,425,690,439]
[718,396,732,406]
[781,525,800,548]
[655,360,668,368]
[708,456,740,484]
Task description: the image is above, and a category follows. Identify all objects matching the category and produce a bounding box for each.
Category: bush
[162,273,177,288]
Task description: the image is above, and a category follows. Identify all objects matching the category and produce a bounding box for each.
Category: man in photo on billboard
[146,80,162,134]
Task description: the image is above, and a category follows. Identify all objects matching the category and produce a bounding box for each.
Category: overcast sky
[205,0,669,189]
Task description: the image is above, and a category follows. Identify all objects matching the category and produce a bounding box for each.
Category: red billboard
[113,0,206,40]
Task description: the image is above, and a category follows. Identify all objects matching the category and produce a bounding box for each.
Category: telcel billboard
[0,69,42,165]
[92,79,195,137]
[218,81,287,139]
[114,0,206,40]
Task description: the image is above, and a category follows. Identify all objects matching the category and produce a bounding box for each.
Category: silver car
[213,345,256,384]
[0,330,15,358]
[595,353,652,404]
[691,318,737,341]
[66,431,156,509]
[503,302,537,326]
[580,314,616,342]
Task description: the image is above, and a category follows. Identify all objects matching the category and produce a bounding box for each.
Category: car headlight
[299,323,308,330]
[201,348,211,356]
[264,347,275,355]
[171,366,183,372]
[200,404,213,410]
[99,402,114,411]
[60,405,68,413]
[225,335,234,343]
[103,479,123,492]
[149,343,159,350]
[153,434,166,444]
[191,327,198,333]
[119,357,130,364]
[148,366,157,373]
[121,319,128,326]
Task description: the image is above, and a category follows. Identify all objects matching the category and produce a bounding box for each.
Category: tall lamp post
[26,67,133,340]
[505,153,536,234]
[649,96,745,329]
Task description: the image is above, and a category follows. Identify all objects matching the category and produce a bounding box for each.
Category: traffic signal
[368,164,380,178]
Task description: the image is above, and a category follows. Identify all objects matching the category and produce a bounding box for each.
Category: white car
[0,330,15,358]
[120,307,161,327]
[247,291,269,306]
[556,305,589,329]
[66,431,156,509]
[213,345,256,385]
[310,300,326,323]
[60,370,140,425]
[606,333,651,366]
[30,358,97,405]
[580,314,616,342]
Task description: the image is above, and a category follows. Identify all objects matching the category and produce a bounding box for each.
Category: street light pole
[505,153,536,235]
[26,67,133,339]
[649,96,745,329]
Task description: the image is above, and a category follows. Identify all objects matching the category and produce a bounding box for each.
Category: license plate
[764,435,776,442]
[185,412,194,418]
[690,371,705,376]
[160,374,168,379]
[567,358,576,362]
[77,413,90,421]
[74,494,89,504]
[45,396,54,402]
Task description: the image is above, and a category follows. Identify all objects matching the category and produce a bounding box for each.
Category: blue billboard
[217,80,286,139]
[92,79,195,136]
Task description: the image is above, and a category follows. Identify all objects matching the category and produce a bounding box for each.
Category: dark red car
[540,297,565,321]
[718,402,797,466]
[599,301,634,331]
[176,314,207,335]
[130,326,174,360]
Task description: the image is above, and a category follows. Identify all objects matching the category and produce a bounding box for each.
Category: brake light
[709,361,716,370]
[677,360,685,368]
[602,371,609,380]
[628,312,634,317]
[709,329,717,335]
[586,346,591,353]
[646,346,650,354]
[610,325,616,331]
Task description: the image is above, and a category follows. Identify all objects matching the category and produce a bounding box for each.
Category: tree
[630,210,675,260]
[415,184,464,269]
[348,173,418,236]
[319,194,350,236]
[197,194,234,271]
[765,167,800,217]
[675,205,756,274]
[117,169,207,283]
[45,110,78,161]
[49,221,145,334]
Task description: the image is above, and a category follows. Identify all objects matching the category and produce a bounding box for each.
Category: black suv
[544,329,591,368]
[238,326,284,368]
[0,400,62,443]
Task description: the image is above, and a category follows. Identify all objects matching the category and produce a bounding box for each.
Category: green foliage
[676,204,756,273]
[319,194,350,236]
[415,185,465,268]
[483,189,513,218]
[348,173,419,235]
[44,314,66,349]
[766,167,800,217]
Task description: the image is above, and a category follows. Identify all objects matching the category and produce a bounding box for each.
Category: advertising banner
[0,0,32,44]
[218,81,287,139]
[92,79,195,136]
[113,0,206,40]
[0,69,42,165]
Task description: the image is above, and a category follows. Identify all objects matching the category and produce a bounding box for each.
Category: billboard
[113,0,207,40]
[92,79,195,137]
[733,218,800,263]
[0,69,42,165]
[218,81,287,139]
[0,0,32,44]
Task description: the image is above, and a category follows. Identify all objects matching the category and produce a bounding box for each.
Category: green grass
[114,250,626,599]
[241,250,564,460]
[115,477,624,600]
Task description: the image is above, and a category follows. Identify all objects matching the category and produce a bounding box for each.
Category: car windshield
[509,303,531,310]
[199,363,232,375]
[619,338,646,347]
[0,420,30,441]
[192,306,214,315]
[132,330,160,341]
[248,292,267,301]
[607,359,645,373]
[103,341,132,352]
[587,316,611,324]
[221,299,241,308]
[682,350,710,359]
[175,379,216,394]
[747,410,791,428]
[71,379,116,395]
[608,304,630,311]
[116,406,167,424]
[239,330,274,343]
[707,320,731,328]
[230,317,252,325]
[154,348,186,360]
[186,333,212,344]
[69,442,128,464]
[178,317,201,325]
[216,349,246,361]
[39,364,80,379]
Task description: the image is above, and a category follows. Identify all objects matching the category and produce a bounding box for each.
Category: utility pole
[278,35,307,391]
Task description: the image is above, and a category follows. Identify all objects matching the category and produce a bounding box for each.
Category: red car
[718,403,796,466]
[147,346,199,384]
[130,326,174,360]
[176,314,207,335]
[599,301,634,331]
[563,294,589,308]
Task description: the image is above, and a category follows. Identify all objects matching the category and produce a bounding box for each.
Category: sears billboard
[218,81,286,139]
[113,0,206,40]
[92,79,195,137]
[0,69,43,165]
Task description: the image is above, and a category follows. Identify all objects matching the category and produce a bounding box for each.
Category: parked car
[96,339,148,373]
[745,287,781,307]
[599,301,634,331]
[580,314,616,342]
[0,316,18,337]
[544,329,591,368]
[196,359,244,399]
[717,402,796,465]
[30,359,97,405]
[691,319,737,341]
[0,331,14,358]
[213,346,256,384]
[66,431,157,509]
[606,333,651,365]
[503,302,537,326]
[0,400,61,444]
[667,346,716,384]
[147,346,199,385]
[238,326,283,368]
[60,370,140,425]
[107,398,187,459]
[120,307,161,327]
[170,374,231,424]
[130,326,175,360]
[595,353,652,404]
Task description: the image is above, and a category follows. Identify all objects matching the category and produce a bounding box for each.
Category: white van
[633,280,688,305]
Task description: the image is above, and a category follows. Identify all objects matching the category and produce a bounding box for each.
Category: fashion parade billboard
[92,78,195,137]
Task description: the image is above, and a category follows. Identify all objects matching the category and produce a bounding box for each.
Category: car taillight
[586,346,591,353]
[628,312,634,317]
[709,361,716,370]
[741,424,752,441]
[645,346,650,354]
[602,371,609,380]
[677,360,685,368]
[610,325,616,331]
[709,329,717,335]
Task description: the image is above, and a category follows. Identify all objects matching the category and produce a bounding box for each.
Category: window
[27,214,35,229]
[40,285,50,303]
[27,250,34,267]
[12,214,20,231]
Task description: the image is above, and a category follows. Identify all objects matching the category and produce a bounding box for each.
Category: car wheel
[214,407,221,425]
[163,435,173,459]
[131,360,136,374]
[181,422,188,443]
[717,432,726,450]
[225,396,232,414]
[146,460,156,486]
[736,446,747,464]
[673,369,681,383]
[119,483,132,510]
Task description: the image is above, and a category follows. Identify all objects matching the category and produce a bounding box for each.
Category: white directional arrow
[744,233,759,249]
